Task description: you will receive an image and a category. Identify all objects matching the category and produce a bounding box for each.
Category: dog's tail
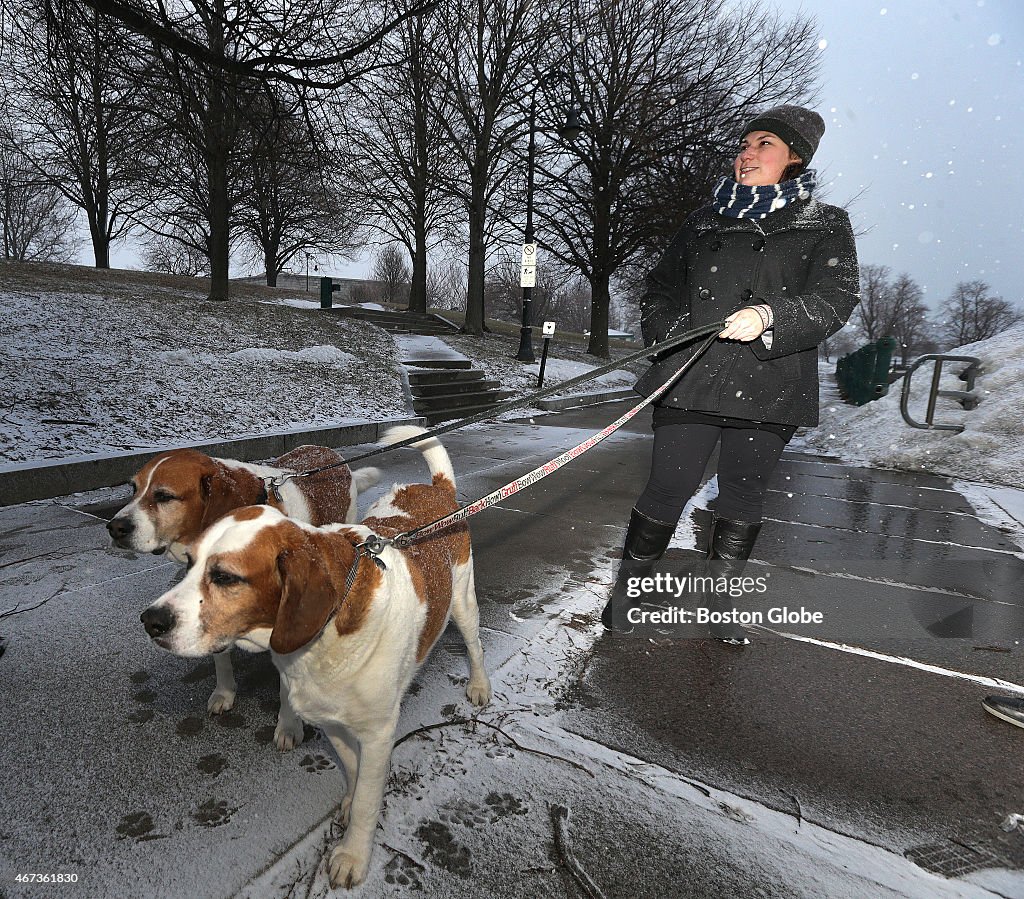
[352,466,380,493]
[380,425,456,485]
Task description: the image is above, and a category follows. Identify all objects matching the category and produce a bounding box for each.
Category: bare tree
[430,0,558,335]
[819,325,858,363]
[371,243,411,304]
[237,85,358,286]
[124,3,259,300]
[851,263,897,341]
[937,280,1023,348]
[78,0,439,89]
[346,7,456,313]
[534,0,820,356]
[79,0,440,299]
[0,126,79,261]
[142,233,207,276]
[426,257,466,311]
[2,0,147,267]
[888,273,930,365]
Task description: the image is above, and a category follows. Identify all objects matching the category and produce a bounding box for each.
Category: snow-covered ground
[0,284,407,464]
[0,265,638,465]
[804,325,1024,489]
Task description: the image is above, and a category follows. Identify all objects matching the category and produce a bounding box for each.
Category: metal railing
[899,354,982,432]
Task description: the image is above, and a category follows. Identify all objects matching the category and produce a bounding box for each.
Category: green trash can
[836,336,897,406]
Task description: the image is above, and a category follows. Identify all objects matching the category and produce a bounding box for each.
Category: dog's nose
[107,517,134,542]
[141,605,175,639]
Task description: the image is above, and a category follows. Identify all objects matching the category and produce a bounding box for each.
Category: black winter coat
[634,197,860,427]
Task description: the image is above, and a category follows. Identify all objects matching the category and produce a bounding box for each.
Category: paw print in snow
[300,752,335,773]
[193,799,235,828]
[484,792,528,822]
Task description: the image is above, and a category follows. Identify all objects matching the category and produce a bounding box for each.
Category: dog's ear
[270,536,340,655]
[199,462,238,532]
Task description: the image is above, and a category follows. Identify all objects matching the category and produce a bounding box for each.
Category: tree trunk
[91,232,110,268]
[409,219,428,313]
[462,178,487,335]
[207,157,231,301]
[265,251,278,287]
[587,273,611,357]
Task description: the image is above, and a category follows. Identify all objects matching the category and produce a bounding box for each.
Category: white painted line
[753,626,1024,695]
[751,561,983,600]
[766,488,977,517]
[760,516,1019,556]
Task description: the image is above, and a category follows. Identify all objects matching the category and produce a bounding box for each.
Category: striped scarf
[713,170,816,219]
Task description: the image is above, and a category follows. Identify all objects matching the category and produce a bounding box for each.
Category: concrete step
[410,378,502,398]
[419,400,515,424]
[405,359,473,370]
[408,369,484,386]
[533,387,637,411]
[412,389,516,415]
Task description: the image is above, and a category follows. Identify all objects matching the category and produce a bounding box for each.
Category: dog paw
[465,678,492,707]
[327,842,371,889]
[274,716,305,752]
[207,688,236,715]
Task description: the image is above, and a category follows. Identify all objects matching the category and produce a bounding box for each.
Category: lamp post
[515,79,582,362]
[304,252,312,292]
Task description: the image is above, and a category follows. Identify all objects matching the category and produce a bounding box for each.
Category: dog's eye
[209,567,245,588]
[153,490,177,503]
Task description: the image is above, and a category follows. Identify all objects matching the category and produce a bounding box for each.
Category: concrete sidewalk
[1,401,1023,898]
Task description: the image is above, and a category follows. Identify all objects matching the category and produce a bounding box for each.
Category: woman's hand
[720,307,768,342]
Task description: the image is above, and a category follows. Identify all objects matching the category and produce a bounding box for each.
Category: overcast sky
[767,0,1023,308]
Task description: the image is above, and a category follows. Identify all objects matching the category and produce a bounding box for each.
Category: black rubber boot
[707,517,762,646]
[600,508,676,632]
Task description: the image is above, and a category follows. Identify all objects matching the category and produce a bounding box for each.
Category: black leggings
[635,422,790,526]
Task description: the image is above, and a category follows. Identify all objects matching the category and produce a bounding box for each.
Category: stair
[406,364,516,424]
[327,306,457,336]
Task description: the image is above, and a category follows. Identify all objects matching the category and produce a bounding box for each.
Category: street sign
[520,266,536,288]
[521,243,536,266]
[542,321,556,336]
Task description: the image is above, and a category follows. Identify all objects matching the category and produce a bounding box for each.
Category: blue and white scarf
[713,169,816,219]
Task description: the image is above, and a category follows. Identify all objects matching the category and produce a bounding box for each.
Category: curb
[534,387,637,412]
[0,416,425,507]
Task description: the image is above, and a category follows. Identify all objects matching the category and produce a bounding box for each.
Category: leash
[362,329,720,557]
[264,320,725,498]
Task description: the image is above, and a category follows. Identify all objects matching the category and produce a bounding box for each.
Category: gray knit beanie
[742,105,825,164]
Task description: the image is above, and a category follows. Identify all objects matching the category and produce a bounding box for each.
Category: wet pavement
[1,401,1023,898]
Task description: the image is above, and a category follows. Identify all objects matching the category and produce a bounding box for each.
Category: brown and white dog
[110,445,379,746]
[140,426,490,888]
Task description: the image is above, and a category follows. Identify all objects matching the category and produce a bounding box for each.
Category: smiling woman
[735,130,799,187]
[602,103,861,644]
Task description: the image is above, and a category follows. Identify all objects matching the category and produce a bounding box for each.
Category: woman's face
[734,131,801,186]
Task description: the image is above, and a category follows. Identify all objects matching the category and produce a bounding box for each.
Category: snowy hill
[804,324,1024,488]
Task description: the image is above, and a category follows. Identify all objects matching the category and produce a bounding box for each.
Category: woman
[602,105,860,642]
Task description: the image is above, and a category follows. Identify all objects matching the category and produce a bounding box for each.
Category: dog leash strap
[270,320,726,488]
[390,331,719,549]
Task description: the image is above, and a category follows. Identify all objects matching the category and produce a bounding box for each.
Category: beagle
[110,445,379,748]
[140,426,490,887]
